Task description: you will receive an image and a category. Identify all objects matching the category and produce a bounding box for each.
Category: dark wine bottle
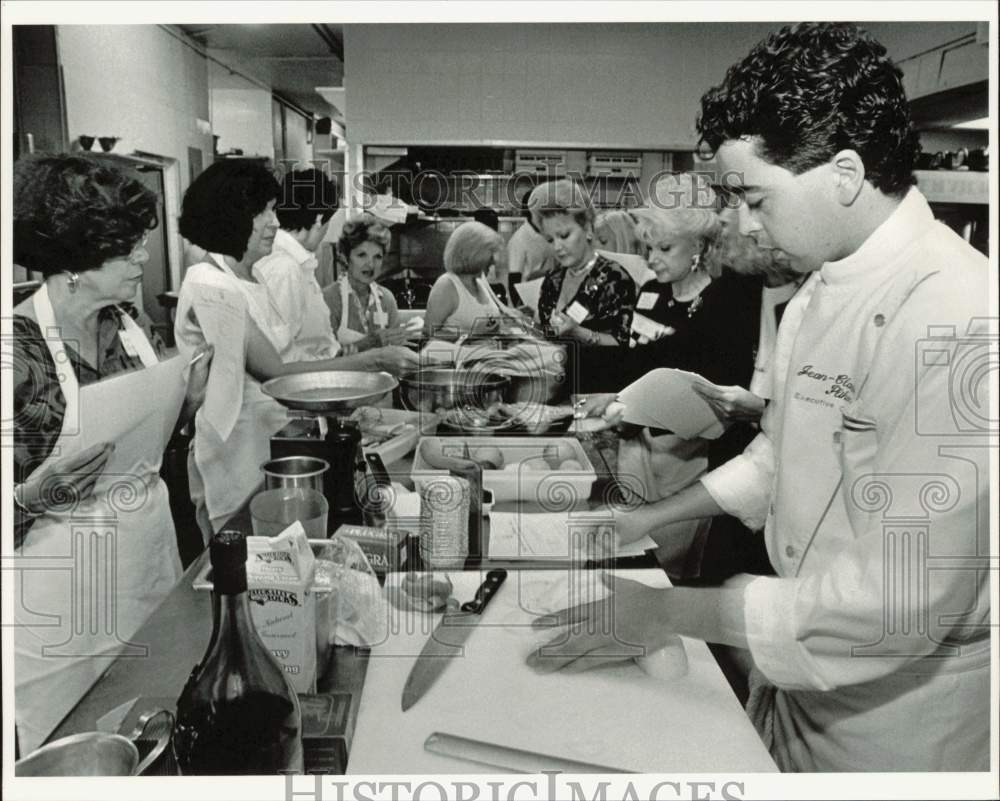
[172,530,303,775]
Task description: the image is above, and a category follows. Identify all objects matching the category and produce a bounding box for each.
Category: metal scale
[262,371,397,534]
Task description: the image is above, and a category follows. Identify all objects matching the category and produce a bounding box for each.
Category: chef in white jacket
[528,22,991,772]
[175,161,417,539]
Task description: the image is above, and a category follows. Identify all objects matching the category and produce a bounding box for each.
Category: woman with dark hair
[323,213,416,354]
[11,154,211,752]
[176,161,417,537]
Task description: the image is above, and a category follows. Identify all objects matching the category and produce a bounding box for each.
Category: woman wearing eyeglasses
[11,154,212,753]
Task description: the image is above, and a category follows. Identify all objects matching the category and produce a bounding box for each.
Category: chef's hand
[370,345,419,376]
[184,344,214,411]
[549,310,579,337]
[527,573,674,674]
[16,442,114,516]
[691,382,765,423]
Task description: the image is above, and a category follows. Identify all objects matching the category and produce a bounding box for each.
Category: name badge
[637,292,659,311]
[565,301,589,324]
[373,311,389,327]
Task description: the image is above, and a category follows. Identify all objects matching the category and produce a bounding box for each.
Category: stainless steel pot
[398,368,510,415]
[261,455,330,493]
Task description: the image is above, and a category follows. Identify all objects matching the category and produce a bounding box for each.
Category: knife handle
[461,569,507,614]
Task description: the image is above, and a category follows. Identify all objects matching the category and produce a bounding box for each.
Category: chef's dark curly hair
[697,22,919,197]
[13,155,158,277]
[179,159,281,259]
[276,168,339,232]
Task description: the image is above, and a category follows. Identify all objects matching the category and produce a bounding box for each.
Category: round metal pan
[261,371,398,414]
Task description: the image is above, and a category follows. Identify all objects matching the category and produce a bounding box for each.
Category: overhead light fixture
[952,117,988,130]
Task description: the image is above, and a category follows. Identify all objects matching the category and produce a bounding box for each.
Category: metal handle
[128,708,174,776]
[461,569,506,614]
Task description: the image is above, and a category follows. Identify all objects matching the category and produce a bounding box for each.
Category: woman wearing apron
[175,163,417,540]
[11,155,211,753]
[322,213,417,354]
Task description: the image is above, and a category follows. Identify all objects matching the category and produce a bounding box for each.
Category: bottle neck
[208,586,258,653]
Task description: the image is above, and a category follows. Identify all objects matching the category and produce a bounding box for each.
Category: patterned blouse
[13,303,165,547]
[536,254,636,347]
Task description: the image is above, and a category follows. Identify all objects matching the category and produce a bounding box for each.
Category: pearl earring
[66,271,80,292]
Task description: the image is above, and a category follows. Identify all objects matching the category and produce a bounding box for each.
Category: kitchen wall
[209,59,274,159]
[344,23,788,149]
[345,21,981,151]
[57,25,214,290]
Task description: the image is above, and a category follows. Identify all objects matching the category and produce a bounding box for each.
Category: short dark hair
[179,159,281,259]
[697,22,919,197]
[471,208,500,232]
[276,168,339,232]
[337,213,391,259]
[13,155,158,276]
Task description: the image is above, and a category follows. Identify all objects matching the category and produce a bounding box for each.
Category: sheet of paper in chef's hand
[488,511,657,560]
[189,283,247,441]
[513,277,545,311]
[77,354,187,493]
[618,368,725,440]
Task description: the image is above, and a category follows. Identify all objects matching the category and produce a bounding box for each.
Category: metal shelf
[914,169,989,205]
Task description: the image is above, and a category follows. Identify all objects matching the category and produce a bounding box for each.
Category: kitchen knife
[401,569,507,712]
[424,732,630,774]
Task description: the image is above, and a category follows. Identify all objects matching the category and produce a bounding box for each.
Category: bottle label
[249,588,301,607]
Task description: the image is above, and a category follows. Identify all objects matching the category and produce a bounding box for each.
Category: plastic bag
[313,537,388,648]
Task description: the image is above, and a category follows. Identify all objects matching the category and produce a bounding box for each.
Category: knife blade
[401,569,507,712]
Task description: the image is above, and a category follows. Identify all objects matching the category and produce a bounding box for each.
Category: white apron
[184,256,293,537]
[336,275,388,351]
[15,285,183,754]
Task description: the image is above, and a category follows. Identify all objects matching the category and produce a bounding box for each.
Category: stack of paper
[617,368,725,440]
[488,511,657,560]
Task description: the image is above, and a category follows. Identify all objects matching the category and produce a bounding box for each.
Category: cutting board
[347,570,776,774]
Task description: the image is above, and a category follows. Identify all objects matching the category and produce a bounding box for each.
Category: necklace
[566,253,598,279]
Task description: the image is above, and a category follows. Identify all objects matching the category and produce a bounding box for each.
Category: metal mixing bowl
[398,368,510,416]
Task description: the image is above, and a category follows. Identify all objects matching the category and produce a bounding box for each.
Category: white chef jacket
[253,228,341,360]
[748,279,803,400]
[701,189,991,771]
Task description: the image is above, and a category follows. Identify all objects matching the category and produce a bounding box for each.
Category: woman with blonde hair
[532,180,635,351]
[594,209,644,256]
[424,220,514,339]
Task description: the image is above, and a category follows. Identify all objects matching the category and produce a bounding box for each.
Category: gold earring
[66,271,80,292]
[690,255,700,272]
